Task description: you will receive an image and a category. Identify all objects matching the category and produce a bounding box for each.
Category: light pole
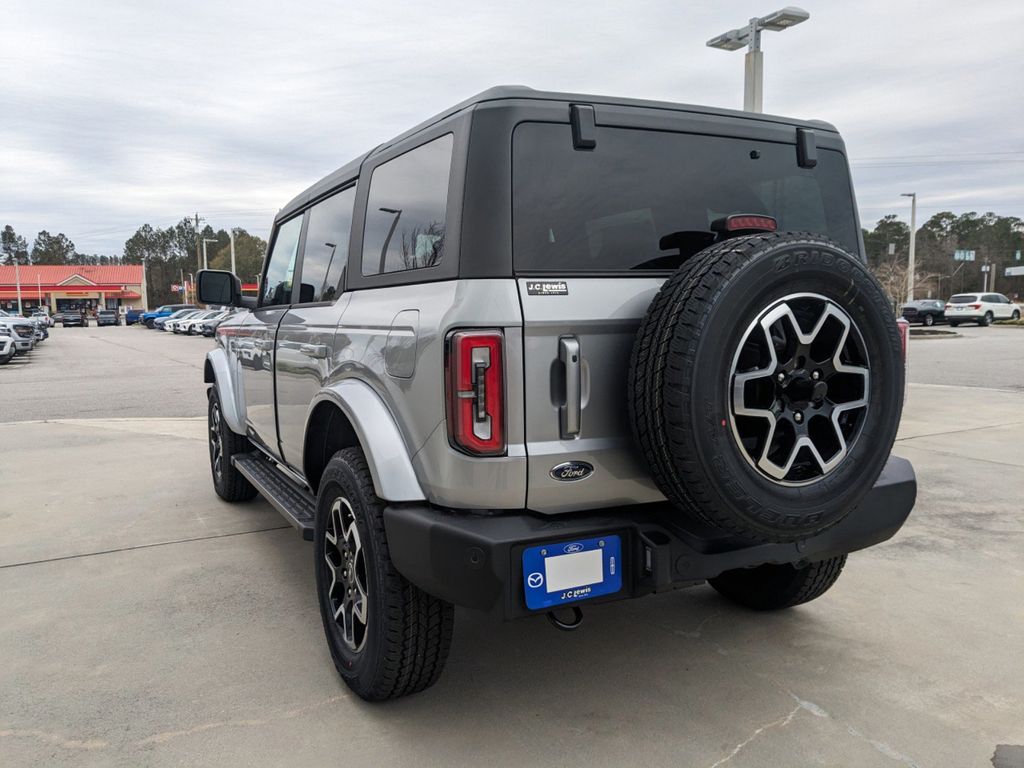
[228,229,237,275]
[14,257,22,314]
[901,192,917,302]
[202,238,218,270]
[707,6,810,112]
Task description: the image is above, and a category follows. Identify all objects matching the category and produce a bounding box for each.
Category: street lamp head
[706,29,748,50]
[758,6,810,31]
[901,192,916,199]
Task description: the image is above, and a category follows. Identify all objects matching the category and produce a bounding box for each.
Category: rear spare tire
[629,233,904,543]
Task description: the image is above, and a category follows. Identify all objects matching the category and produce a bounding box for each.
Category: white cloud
[2,0,1022,253]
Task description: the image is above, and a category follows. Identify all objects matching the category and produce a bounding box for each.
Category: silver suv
[198,87,916,701]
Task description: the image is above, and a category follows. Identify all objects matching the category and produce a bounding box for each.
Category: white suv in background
[945,293,1021,326]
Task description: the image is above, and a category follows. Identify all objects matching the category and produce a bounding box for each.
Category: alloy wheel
[729,293,870,486]
[209,402,223,481]
[323,496,368,652]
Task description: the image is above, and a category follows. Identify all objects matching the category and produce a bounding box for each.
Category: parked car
[0,313,36,354]
[159,309,202,331]
[125,308,144,325]
[945,293,1022,326]
[197,87,916,701]
[95,309,120,326]
[30,309,54,327]
[141,303,195,329]
[0,329,15,364]
[901,299,945,326]
[178,310,223,335]
[201,310,236,337]
[169,309,213,333]
[62,310,89,327]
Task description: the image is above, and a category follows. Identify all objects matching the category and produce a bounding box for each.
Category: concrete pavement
[1,324,1023,766]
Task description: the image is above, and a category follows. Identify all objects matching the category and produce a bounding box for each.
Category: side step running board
[233,451,316,540]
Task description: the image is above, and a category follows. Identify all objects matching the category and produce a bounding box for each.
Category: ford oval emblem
[563,542,584,554]
[549,461,594,482]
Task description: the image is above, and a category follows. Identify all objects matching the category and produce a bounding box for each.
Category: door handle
[299,343,329,359]
[559,336,581,438]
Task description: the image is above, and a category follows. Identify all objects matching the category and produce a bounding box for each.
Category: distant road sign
[953,250,976,261]
[1005,266,1024,277]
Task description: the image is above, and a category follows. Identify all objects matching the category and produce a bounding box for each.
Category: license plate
[521,535,622,610]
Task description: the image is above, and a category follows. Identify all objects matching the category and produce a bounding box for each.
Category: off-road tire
[709,555,847,610]
[629,232,904,543]
[314,447,454,701]
[207,388,257,502]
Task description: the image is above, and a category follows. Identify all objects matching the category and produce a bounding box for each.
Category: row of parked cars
[901,292,1022,327]
[134,304,240,336]
[0,308,50,365]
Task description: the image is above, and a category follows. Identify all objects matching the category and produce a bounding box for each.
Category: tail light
[446,330,505,456]
[970,303,982,309]
[896,317,909,363]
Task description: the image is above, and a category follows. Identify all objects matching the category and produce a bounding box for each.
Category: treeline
[1,220,267,307]
[863,211,1024,304]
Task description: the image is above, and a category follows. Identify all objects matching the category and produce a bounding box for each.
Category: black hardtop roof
[277,85,839,222]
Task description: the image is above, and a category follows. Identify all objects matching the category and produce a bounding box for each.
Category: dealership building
[0,265,148,314]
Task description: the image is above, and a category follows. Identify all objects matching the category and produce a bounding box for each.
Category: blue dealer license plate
[521,535,622,610]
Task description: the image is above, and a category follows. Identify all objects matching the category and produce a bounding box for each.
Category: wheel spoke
[729,294,871,486]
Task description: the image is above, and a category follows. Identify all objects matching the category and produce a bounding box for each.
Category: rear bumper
[384,455,916,620]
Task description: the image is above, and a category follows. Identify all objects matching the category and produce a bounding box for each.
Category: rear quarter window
[512,123,860,273]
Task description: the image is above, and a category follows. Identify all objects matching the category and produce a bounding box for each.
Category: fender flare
[311,380,425,502]
[204,347,245,435]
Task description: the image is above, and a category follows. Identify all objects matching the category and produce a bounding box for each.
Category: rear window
[949,295,979,304]
[512,123,860,272]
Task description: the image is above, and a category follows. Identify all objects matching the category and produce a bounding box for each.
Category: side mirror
[197,270,253,308]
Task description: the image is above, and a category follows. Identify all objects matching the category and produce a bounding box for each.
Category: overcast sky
[3,0,1022,255]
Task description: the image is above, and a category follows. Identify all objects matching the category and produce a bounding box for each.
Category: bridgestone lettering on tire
[628,233,905,543]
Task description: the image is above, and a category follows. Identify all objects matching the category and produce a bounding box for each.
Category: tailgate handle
[559,336,582,438]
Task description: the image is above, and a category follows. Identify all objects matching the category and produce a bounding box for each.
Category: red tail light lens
[896,317,909,363]
[970,303,982,309]
[446,330,505,456]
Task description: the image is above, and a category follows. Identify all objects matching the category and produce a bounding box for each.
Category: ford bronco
[198,86,916,701]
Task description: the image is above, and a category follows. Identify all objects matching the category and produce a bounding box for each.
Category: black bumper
[384,455,916,620]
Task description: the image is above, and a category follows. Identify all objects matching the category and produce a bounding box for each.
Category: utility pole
[901,192,917,302]
[194,212,203,272]
[229,229,237,275]
[202,238,217,270]
[14,257,22,314]
[180,268,186,303]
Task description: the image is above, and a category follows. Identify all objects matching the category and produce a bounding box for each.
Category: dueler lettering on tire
[628,232,905,544]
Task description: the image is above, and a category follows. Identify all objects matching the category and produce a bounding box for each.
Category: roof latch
[797,128,817,168]
[570,104,597,150]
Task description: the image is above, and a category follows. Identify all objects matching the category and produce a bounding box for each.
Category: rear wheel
[980,311,993,327]
[923,314,934,327]
[709,556,847,610]
[207,388,257,502]
[145,319,155,329]
[314,447,454,701]
[629,233,904,543]
[949,321,959,327]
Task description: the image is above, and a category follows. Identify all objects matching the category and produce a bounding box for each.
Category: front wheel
[949,321,959,327]
[709,556,847,610]
[314,447,454,701]
[1012,310,1021,321]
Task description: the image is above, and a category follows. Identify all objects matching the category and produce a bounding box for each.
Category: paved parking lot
[2,324,1023,766]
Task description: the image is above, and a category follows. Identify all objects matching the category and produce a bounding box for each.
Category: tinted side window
[982,294,1000,303]
[298,186,356,303]
[262,215,303,306]
[361,134,453,276]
